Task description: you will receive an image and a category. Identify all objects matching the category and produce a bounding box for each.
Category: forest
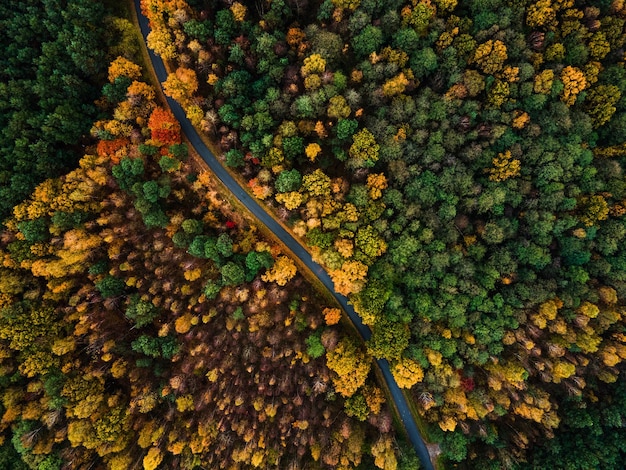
[142,0,626,467]
[1,0,626,468]
[0,20,411,470]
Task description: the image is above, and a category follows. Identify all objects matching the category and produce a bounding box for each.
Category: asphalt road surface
[134,3,435,468]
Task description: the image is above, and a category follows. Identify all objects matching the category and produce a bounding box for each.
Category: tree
[147,107,181,146]
[275,169,302,193]
[95,275,125,298]
[108,57,142,83]
[561,66,587,106]
[471,40,507,75]
[221,262,245,286]
[261,256,297,286]
[348,128,379,169]
[351,26,383,59]
[326,338,371,397]
[125,295,159,328]
[585,85,621,128]
[391,358,424,389]
[163,67,199,106]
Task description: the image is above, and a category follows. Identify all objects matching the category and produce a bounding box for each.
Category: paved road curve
[134,2,435,468]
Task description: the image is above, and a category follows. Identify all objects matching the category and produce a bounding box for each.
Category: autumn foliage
[147,107,181,145]
[0,56,400,469]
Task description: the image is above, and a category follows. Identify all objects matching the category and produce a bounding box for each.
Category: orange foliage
[147,107,181,145]
[97,138,130,164]
[108,57,142,83]
[323,307,342,325]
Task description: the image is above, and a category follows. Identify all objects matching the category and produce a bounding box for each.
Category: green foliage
[125,295,160,328]
[216,233,233,258]
[112,157,144,191]
[305,333,325,359]
[17,218,49,243]
[220,261,245,286]
[131,334,179,359]
[0,0,108,220]
[95,275,125,298]
[225,149,245,168]
[344,393,369,421]
[203,279,222,300]
[275,169,302,193]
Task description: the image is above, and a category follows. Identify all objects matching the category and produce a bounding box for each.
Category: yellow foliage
[561,66,587,106]
[108,57,142,83]
[326,338,371,397]
[472,40,507,74]
[534,69,554,94]
[512,110,530,129]
[51,337,75,356]
[302,169,332,197]
[143,447,163,470]
[578,195,609,227]
[349,128,379,165]
[230,2,247,21]
[589,31,610,60]
[332,0,361,11]
[275,191,305,210]
[163,67,199,105]
[382,73,409,97]
[301,54,326,77]
[439,416,457,432]
[552,360,576,383]
[329,260,368,296]
[392,358,424,388]
[531,298,562,328]
[304,74,322,91]
[488,150,521,182]
[146,26,177,60]
[261,255,297,286]
[366,173,388,200]
[305,143,322,162]
[371,435,397,470]
[501,66,520,82]
[425,348,443,367]
[108,454,133,470]
[327,95,351,119]
[175,312,194,334]
[578,301,599,318]
[175,394,194,412]
[526,0,557,28]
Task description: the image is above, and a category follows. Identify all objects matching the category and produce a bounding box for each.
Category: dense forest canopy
[0,0,120,219]
[142,0,626,467]
[2,0,626,468]
[0,53,409,469]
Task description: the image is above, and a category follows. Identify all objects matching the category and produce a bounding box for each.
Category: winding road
[134,2,435,469]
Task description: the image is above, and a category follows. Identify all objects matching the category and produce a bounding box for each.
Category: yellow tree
[561,66,587,106]
[391,358,424,388]
[488,150,521,182]
[471,40,508,75]
[526,0,557,28]
[261,255,297,286]
[147,26,177,60]
[163,67,198,106]
[349,128,379,169]
[325,338,371,397]
[329,260,368,295]
[108,57,142,83]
